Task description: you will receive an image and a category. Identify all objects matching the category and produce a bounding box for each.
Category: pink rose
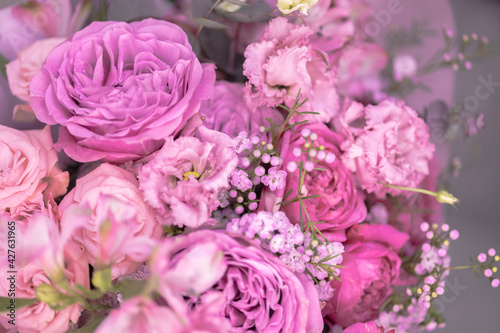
[199,81,284,138]
[30,18,215,163]
[150,230,323,333]
[0,215,89,333]
[243,17,339,123]
[337,99,435,197]
[343,321,396,333]
[59,163,162,279]
[323,224,409,327]
[261,123,366,239]
[138,127,237,228]
[0,125,68,213]
[6,38,65,122]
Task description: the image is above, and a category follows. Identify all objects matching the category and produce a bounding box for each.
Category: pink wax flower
[323,224,408,328]
[243,17,339,123]
[0,215,89,333]
[137,127,238,228]
[59,163,162,279]
[199,81,284,139]
[337,99,435,197]
[150,230,323,333]
[261,123,366,237]
[0,125,69,213]
[29,18,215,163]
[344,321,395,333]
[6,38,65,122]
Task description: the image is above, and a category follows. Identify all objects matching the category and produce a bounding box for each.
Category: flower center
[183,171,200,181]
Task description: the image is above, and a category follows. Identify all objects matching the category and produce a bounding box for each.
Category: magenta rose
[150,230,323,333]
[323,224,409,327]
[30,18,215,163]
[261,123,366,240]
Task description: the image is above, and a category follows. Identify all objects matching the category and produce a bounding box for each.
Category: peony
[6,38,65,122]
[0,125,68,213]
[59,163,162,279]
[0,215,89,333]
[243,17,339,123]
[337,99,435,197]
[30,18,215,163]
[261,123,366,241]
[138,127,237,228]
[150,230,323,333]
[199,81,284,139]
[323,224,409,327]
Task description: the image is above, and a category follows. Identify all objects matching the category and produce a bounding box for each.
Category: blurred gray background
[440,1,500,332]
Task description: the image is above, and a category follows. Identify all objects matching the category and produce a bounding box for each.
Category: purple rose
[30,18,215,163]
[150,230,323,333]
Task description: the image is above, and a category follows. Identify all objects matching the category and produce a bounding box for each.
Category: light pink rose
[323,224,409,327]
[138,127,238,228]
[337,99,435,197]
[199,81,284,139]
[0,125,69,213]
[59,163,162,279]
[6,38,65,122]
[243,17,339,123]
[261,123,366,240]
[0,215,89,333]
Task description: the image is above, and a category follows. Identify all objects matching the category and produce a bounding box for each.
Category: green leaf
[35,284,77,311]
[113,279,149,301]
[0,53,8,78]
[193,18,229,30]
[0,297,38,313]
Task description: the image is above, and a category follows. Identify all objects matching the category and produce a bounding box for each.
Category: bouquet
[0,0,498,332]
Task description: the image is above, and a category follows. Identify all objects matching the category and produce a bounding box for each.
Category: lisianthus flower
[277,0,319,15]
[30,18,215,163]
[59,163,162,279]
[243,17,339,123]
[343,321,396,333]
[0,125,68,213]
[138,127,237,228]
[337,99,435,197]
